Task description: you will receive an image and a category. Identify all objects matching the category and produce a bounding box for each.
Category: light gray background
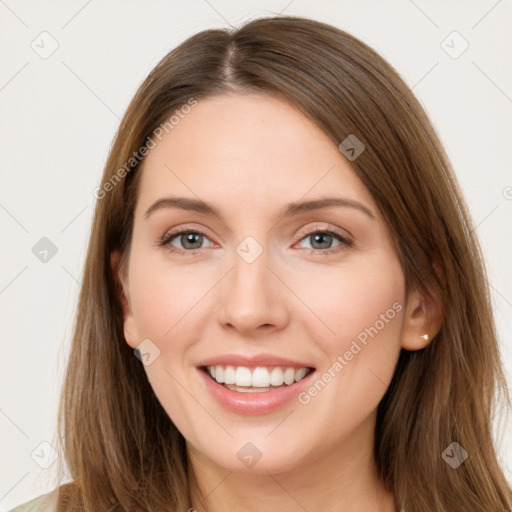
[1,0,511,509]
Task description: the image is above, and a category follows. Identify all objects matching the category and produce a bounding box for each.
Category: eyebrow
[144,196,376,221]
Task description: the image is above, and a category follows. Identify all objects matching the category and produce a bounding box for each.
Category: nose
[217,243,291,335]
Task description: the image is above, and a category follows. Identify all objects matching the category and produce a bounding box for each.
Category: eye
[157,225,353,257]
[294,227,353,255]
[158,229,213,256]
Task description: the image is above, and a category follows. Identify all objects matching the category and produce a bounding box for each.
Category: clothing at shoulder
[9,487,59,512]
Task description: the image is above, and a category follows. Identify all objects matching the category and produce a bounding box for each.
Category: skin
[112,92,441,512]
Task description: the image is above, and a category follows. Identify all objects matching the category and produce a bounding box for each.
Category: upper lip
[197,353,315,369]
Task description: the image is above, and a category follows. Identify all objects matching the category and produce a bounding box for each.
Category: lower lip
[197,367,316,415]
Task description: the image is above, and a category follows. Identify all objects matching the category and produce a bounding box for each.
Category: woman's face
[116,92,413,475]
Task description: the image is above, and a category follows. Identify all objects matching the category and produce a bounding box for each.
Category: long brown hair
[54,15,512,511]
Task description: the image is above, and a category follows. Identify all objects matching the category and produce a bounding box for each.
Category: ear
[110,249,139,349]
[400,254,444,351]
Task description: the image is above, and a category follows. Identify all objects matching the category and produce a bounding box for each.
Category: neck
[186,412,398,512]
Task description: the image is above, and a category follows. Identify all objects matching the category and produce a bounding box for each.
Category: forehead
[136,92,377,216]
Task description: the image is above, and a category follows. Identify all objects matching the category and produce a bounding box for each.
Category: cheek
[128,255,210,342]
[306,265,404,410]
[287,262,405,450]
[297,257,404,337]
[127,259,209,437]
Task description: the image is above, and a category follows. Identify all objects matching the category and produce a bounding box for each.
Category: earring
[420,333,429,342]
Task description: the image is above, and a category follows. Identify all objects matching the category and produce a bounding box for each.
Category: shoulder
[9,486,60,512]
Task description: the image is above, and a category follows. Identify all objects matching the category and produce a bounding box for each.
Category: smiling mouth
[199,365,315,392]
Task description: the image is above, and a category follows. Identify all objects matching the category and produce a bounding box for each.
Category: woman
[12,14,512,512]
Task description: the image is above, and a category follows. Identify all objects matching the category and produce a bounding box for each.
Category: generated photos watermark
[93,97,198,200]
[297,301,403,405]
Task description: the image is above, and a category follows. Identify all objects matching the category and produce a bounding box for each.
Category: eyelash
[157,225,354,257]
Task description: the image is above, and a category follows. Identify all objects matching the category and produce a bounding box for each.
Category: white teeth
[283,367,295,385]
[207,365,312,388]
[223,365,236,385]
[269,367,284,386]
[251,367,270,387]
[214,366,223,383]
[294,367,308,382]
[234,367,252,387]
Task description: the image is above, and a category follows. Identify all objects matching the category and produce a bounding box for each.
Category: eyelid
[294,222,352,243]
[160,223,216,243]
[161,222,351,242]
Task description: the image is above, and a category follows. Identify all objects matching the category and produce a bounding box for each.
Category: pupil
[183,233,202,249]
[312,233,331,249]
